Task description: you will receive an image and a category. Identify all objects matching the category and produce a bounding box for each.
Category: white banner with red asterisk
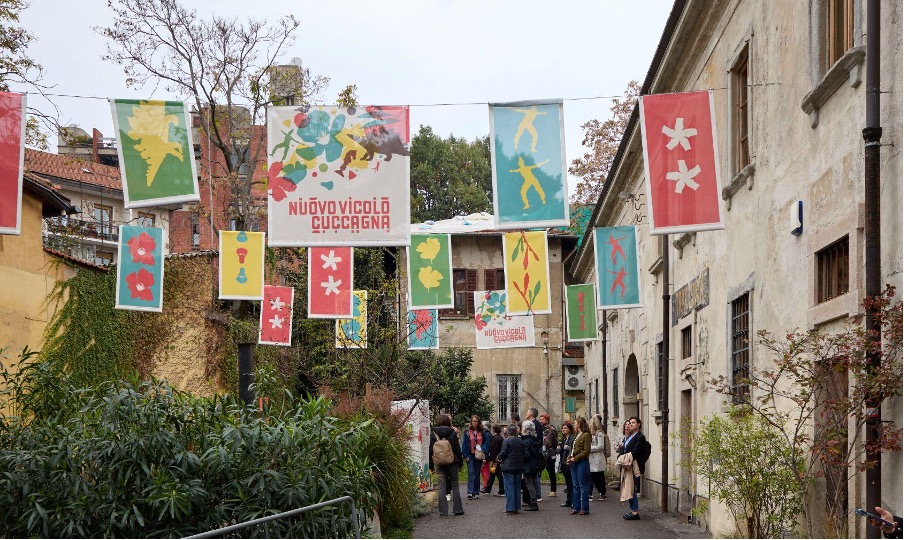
[474,290,536,349]
[266,105,411,247]
[115,225,165,312]
[259,285,294,346]
[639,91,725,234]
[308,246,354,318]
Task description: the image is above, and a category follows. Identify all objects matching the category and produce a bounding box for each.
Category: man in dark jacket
[483,425,504,495]
[429,414,464,516]
[526,408,545,501]
[618,416,650,520]
[497,424,525,514]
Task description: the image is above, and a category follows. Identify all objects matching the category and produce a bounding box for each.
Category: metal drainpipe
[601,311,609,427]
[661,234,670,513]
[863,0,882,535]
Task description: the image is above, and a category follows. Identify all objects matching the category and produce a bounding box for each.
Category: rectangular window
[827,0,854,69]
[191,213,200,249]
[483,268,505,292]
[95,249,114,266]
[816,236,850,303]
[497,375,521,423]
[731,293,751,402]
[733,46,751,173]
[444,268,477,316]
[93,204,114,240]
[681,326,693,359]
[657,341,665,410]
[137,212,155,228]
[612,368,619,418]
[594,378,600,415]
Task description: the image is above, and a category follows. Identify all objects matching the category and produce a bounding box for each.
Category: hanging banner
[259,285,295,346]
[219,231,265,300]
[407,233,453,309]
[474,290,536,349]
[0,91,25,235]
[115,225,165,312]
[407,309,439,350]
[308,246,354,318]
[489,99,569,229]
[639,91,725,234]
[110,99,200,209]
[502,230,551,315]
[565,283,599,341]
[266,105,411,246]
[594,226,642,309]
[336,290,367,349]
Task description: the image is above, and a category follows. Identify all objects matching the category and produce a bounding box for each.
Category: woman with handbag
[483,425,504,495]
[461,415,491,499]
[557,421,575,509]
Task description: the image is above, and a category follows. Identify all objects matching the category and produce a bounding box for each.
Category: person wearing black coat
[618,416,651,520]
[429,414,465,516]
[483,425,505,495]
[520,420,541,511]
[496,424,524,514]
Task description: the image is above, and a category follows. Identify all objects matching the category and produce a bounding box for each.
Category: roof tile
[24,149,122,191]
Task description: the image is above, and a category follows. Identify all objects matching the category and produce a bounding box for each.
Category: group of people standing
[428,409,651,520]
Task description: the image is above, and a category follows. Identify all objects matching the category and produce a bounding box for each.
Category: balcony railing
[45,216,119,242]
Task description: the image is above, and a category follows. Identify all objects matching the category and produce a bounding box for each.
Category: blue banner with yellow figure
[593,226,642,309]
[489,100,569,229]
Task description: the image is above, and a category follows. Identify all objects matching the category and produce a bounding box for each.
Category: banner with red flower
[259,285,294,346]
[0,91,25,235]
[639,91,725,234]
[307,246,354,318]
[407,309,439,350]
[266,105,411,247]
[115,225,164,312]
[474,290,535,349]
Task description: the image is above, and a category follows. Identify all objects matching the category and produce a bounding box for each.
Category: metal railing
[45,216,119,242]
[184,496,361,539]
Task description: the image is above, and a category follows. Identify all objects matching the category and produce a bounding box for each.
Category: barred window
[681,326,693,359]
[731,293,751,402]
[612,368,619,418]
[497,375,521,423]
[816,236,849,303]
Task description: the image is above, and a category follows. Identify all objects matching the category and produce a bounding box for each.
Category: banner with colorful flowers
[336,290,367,349]
[110,99,200,209]
[308,246,354,318]
[115,225,164,312]
[266,105,411,247]
[407,233,453,309]
[593,226,642,309]
[565,283,598,341]
[0,91,25,235]
[502,230,551,315]
[407,309,439,350]
[219,231,265,300]
[489,99,569,229]
[259,285,294,346]
[474,290,535,349]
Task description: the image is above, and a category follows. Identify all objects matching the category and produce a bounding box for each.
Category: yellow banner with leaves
[502,230,551,315]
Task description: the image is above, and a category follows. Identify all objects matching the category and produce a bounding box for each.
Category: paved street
[414,486,709,539]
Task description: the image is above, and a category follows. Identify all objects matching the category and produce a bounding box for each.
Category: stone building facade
[569,0,902,536]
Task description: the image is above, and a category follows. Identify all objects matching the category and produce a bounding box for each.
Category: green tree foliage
[0,0,42,93]
[401,348,494,428]
[682,411,803,538]
[569,81,640,204]
[410,125,493,223]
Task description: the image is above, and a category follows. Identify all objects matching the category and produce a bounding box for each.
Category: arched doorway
[624,354,640,420]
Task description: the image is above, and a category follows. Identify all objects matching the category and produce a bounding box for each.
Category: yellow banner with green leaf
[502,230,551,315]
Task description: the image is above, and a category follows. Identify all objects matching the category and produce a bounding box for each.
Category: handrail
[184,496,359,539]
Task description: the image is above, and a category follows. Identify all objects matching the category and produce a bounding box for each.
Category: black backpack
[635,438,652,466]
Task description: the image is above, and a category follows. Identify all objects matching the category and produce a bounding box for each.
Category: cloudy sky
[20,0,671,185]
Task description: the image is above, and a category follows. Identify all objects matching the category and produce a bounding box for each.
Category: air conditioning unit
[564,366,585,391]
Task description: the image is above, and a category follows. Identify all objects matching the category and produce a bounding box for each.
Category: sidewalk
[413,485,710,539]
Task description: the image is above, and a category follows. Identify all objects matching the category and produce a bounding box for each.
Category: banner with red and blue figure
[593,226,642,309]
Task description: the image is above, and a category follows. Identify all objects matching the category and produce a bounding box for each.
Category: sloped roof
[24,148,122,191]
[43,247,108,271]
[23,172,76,216]
[411,212,577,237]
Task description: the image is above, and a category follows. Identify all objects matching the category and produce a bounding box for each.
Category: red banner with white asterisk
[307,246,354,318]
[639,90,725,234]
[259,285,294,346]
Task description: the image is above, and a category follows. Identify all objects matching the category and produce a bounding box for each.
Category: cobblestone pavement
[413,485,710,539]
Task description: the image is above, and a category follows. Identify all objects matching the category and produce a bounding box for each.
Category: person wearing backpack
[619,416,651,520]
[429,414,465,516]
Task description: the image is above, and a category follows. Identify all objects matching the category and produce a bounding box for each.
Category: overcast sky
[19,1,671,187]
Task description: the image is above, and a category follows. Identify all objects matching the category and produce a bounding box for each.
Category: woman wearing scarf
[461,415,491,499]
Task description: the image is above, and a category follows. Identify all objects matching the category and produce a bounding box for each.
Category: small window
[95,249,115,266]
[443,268,477,316]
[93,204,114,240]
[612,368,619,418]
[190,213,200,249]
[731,293,751,402]
[483,268,505,292]
[594,378,600,416]
[817,236,850,303]
[826,0,854,70]
[497,375,521,423]
[681,326,693,359]
[137,212,155,228]
[732,46,751,174]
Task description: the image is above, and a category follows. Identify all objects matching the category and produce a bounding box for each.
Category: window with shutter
[441,268,479,317]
